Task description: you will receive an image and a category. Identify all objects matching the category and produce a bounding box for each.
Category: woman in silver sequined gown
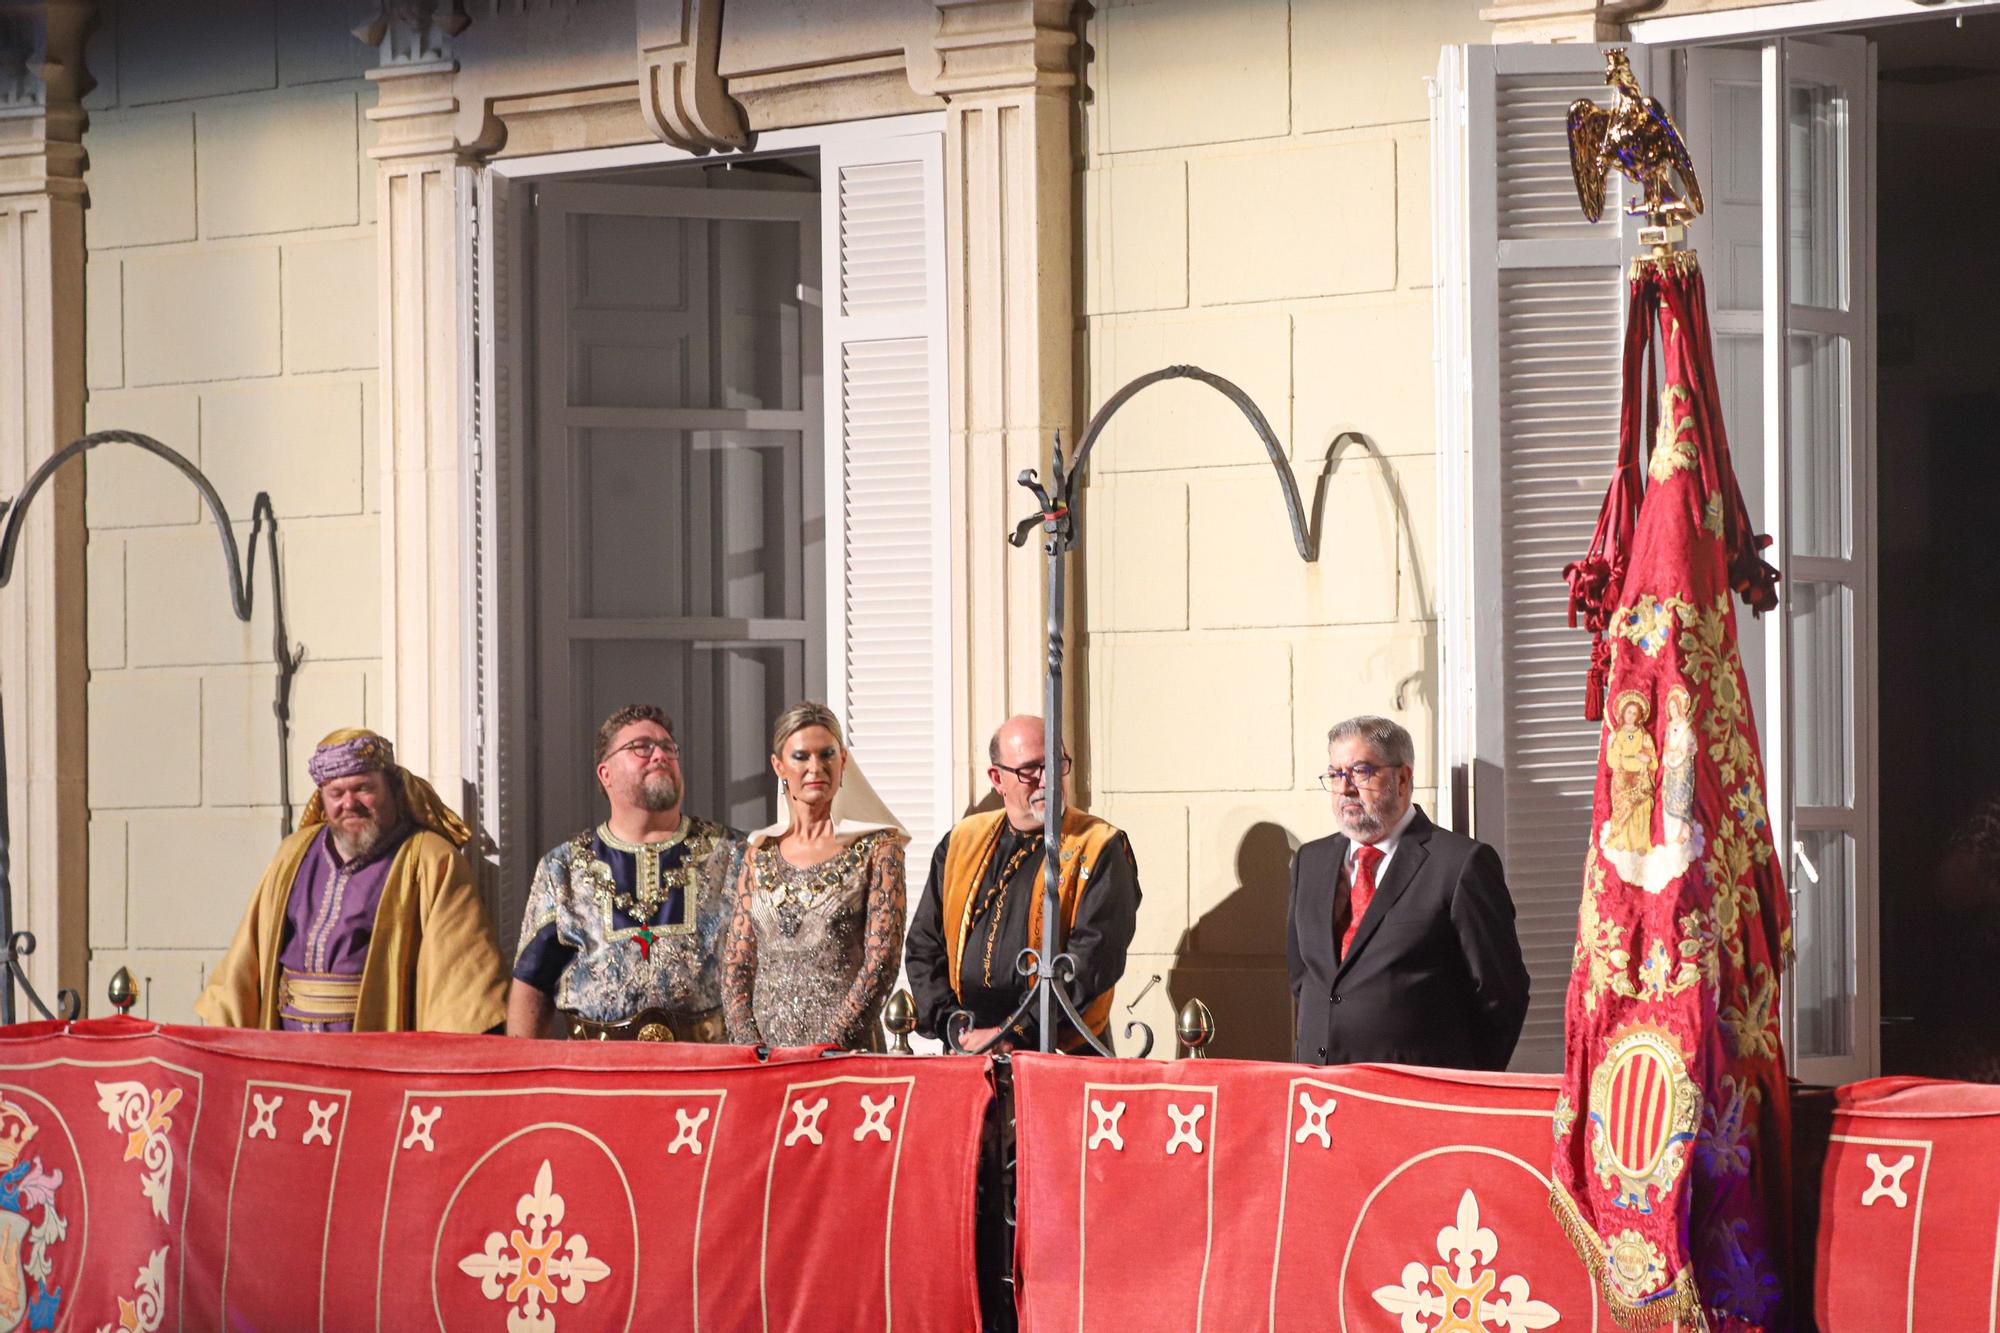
[722,702,908,1050]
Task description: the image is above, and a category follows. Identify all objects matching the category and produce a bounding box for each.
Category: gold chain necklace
[976,838,1041,985]
[762,836,873,937]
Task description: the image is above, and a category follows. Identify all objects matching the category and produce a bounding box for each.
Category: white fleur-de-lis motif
[402,1105,441,1152]
[1861,1153,1915,1209]
[95,1081,180,1223]
[1165,1103,1206,1156]
[1294,1091,1337,1149]
[302,1099,340,1147]
[669,1107,710,1156]
[784,1096,828,1147]
[248,1093,282,1140]
[1087,1099,1127,1152]
[854,1094,896,1144]
[458,1159,611,1332]
[1371,1188,1560,1332]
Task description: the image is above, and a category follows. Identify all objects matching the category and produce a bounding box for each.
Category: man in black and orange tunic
[906,715,1140,1053]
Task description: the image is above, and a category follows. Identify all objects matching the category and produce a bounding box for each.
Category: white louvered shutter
[820,131,951,907]
[1436,43,1651,1072]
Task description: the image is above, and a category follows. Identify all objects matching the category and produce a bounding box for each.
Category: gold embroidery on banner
[1674,595,1775,969]
[1606,593,1776,966]
[1577,846,1710,1011]
[1721,964,1781,1060]
[1603,692,1659,859]
[1611,597,1676,657]
[1659,686,1697,848]
[1587,1025,1699,1211]
[1702,492,1725,539]
[1648,384,1697,483]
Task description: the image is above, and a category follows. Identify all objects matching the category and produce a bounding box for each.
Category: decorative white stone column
[0,0,90,1009]
[359,9,475,816]
[931,0,1079,808]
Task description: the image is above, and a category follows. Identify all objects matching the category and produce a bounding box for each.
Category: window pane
[572,639,799,833]
[568,212,707,409]
[1786,332,1850,560]
[1709,77,1762,314]
[1791,828,1854,1059]
[573,428,803,620]
[1790,580,1852,807]
[565,214,803,411]
[1786,79,1848,311]
[715,220,804,412]
[1715,331,1772,731]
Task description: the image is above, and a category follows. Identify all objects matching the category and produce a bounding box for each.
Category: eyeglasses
[993,754,1073,786]
[610,737,679,762]
[1317,762,1402,791]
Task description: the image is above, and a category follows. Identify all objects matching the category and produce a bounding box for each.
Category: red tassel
[1583,636,1609,722]
[1564,555,1613,632]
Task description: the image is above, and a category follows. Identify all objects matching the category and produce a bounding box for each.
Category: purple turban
[307,729,397,788]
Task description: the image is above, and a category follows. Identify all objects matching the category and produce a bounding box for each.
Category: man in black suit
[1286,715,1529,1070]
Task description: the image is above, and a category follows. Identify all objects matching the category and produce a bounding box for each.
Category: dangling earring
[780,777,789,794]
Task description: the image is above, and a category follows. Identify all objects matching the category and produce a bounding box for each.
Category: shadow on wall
[1151,432,1440,1063]
[1166,820,1302,1064]
[1307,429,1436,737]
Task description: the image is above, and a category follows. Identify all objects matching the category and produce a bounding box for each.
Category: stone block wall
[80,1,381,1021]
[1078,0,1488,1060]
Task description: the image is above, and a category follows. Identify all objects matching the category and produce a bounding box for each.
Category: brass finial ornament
[108,967,139,1017]
[1568,48,1704,249]
[1176,997,1215,1059]
[883,988,917,1055]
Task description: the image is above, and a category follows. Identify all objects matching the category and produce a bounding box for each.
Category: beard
[1338,796,1390,842]
[329,807,400,863]
[632,771,681,813]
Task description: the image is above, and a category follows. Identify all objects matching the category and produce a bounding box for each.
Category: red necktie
[1340,844,1385,959]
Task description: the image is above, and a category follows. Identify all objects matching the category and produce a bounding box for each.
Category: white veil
[746,756,911,847]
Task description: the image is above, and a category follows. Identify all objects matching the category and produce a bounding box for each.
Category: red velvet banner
[0,1018,989,1331]
[1012,1053,1619,1332]
[1802,1077,2000,1329]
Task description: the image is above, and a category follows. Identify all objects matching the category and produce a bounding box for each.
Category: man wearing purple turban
[195,728,508,1033]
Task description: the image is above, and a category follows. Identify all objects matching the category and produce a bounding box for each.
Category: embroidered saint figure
[1603,691,1658,857]
[1660,686,1697,847]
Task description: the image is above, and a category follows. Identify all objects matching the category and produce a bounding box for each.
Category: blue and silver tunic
[512,817,744,1022]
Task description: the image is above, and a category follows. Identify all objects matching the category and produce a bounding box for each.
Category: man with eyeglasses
[506,704,745,1040]
[906,715,1142,1054]
[1286,715,1529,1070]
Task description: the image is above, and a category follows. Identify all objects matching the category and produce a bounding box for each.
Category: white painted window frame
[1629,0,2000,44]
[1440,3,1923,1081]
[466,111,951,937]
[1641,0,1895,1091]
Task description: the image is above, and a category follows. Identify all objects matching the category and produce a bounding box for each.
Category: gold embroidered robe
[195,825,507,1034]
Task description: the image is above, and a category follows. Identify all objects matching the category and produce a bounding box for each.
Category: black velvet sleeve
[905,837,957,1039]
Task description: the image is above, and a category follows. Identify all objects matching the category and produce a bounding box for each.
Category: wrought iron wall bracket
[0,430,304,1024]
[996,366,1318,1058]
[1007,364,1317,562]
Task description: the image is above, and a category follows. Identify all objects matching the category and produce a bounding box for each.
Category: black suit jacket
[1285,806,1529,1071]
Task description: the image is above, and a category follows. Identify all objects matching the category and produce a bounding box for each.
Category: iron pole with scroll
[0,432,302,1023]
[945,366,1317,1057]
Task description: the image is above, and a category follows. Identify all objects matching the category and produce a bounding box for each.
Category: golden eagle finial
[1567,48,1704,229]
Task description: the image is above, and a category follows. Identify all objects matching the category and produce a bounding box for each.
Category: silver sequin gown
[721,829,906,1050]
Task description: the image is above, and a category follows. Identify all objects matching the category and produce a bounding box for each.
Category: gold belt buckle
[636,1020,675,1042]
